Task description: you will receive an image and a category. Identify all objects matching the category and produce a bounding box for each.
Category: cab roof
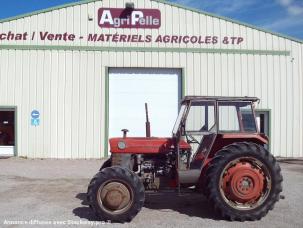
[181,96,259,103]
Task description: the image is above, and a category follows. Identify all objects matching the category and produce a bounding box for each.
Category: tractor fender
[99,158,112,171]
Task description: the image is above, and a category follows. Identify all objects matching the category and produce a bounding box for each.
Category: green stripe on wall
[0,45,290,56]
[104,67,109,158]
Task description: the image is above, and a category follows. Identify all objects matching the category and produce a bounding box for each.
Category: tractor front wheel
[87,166,145,222]
[205,142,283,221]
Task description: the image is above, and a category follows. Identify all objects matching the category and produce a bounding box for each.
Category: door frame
[255,109,271,153]
[0,106,17,156]
[104,67,185,158]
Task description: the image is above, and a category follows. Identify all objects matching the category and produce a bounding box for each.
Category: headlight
[117,141,126,150]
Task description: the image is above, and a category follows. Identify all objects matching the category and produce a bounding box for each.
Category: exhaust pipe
[145,103,151,137]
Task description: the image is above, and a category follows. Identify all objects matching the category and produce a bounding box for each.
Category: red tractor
[87,96,282,222]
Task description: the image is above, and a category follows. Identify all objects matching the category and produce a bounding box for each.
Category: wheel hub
[99,182,131,211]
[222,161,265,204]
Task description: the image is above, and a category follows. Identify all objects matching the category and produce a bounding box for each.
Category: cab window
[185,101,216,133]
[218,102,257,133]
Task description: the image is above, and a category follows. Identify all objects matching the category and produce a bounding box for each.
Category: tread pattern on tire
[205,142,283,221]
[87,166,145,222]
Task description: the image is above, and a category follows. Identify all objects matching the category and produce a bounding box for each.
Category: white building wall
[0,0,302,158]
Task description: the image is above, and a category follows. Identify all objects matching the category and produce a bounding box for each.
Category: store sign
[0,30,244,45]
[98,8,161,29]
[0,8,245,46]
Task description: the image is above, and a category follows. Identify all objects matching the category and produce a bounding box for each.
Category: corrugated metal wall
[0,0,302,158]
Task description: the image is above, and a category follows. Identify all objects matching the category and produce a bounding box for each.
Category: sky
[0,0,302,40]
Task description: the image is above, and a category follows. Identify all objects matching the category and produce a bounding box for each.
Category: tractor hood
[109,137,191,154]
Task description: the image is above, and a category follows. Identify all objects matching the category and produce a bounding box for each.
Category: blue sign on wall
[31,118,40,126]
[31,110,40,119]
[31,110,40,126]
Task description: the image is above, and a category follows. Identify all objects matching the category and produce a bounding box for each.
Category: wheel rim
[219,157,272,210]
[97,180,134,215]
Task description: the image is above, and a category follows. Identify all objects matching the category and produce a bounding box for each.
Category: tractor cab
[173,97,268,172]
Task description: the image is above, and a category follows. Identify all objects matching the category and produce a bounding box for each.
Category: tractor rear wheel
[87,166,145,222]
[205,142,283,221]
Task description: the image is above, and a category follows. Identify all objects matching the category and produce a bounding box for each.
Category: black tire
[205,142,283,221]
[87,166,145,222]
[99,158,112,171]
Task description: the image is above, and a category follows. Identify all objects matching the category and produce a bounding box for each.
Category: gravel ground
[0,157,302,228]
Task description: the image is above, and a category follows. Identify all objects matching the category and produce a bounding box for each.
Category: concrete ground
[0,157,302,228]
